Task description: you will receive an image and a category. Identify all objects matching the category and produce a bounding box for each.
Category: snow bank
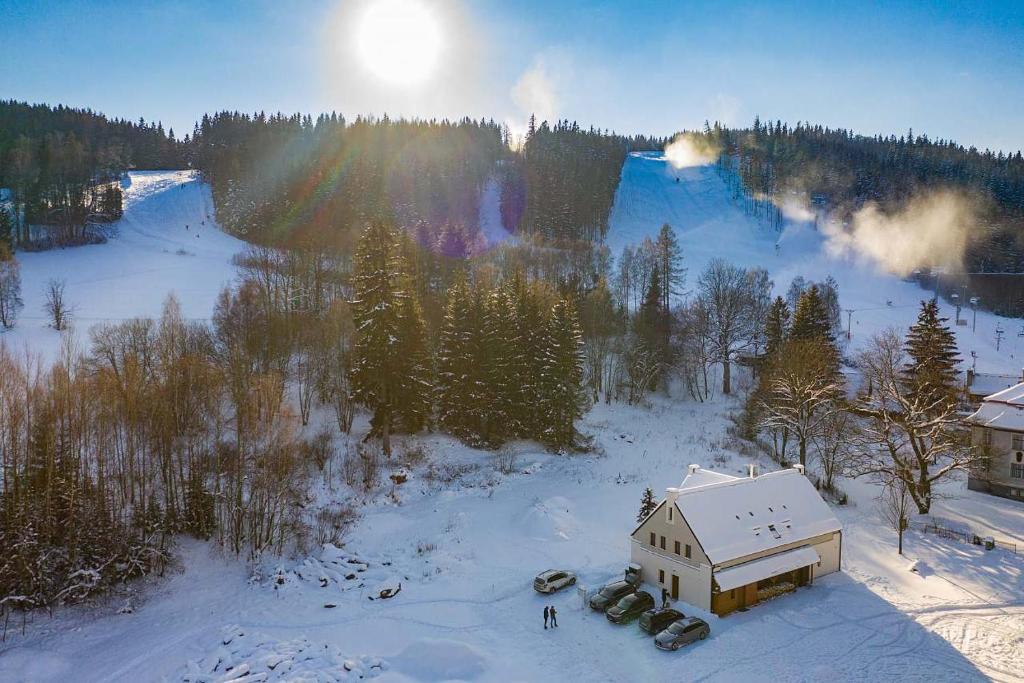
[180,626,388,682]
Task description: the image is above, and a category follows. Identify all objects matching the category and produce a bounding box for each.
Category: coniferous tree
[790,284,833,344]
[541,297,586,449]
[635,267,669,377]
[655,223,685,316]
[637,486,657,523]
[765,296,791,358]
[350,222,406,456]
[904,299,961,411]
[393,293,432,433]
[436,278,474,437]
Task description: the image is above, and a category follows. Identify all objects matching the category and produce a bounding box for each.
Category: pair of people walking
[543,605,558,629]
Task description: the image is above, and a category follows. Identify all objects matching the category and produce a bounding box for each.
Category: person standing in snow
[549,605,557,628]
[543,605,549,629]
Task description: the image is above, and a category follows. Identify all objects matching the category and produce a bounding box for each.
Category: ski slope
[608,152,1024,376]
[1,171,244,361]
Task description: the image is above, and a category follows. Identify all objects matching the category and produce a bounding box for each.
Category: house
[630,464,842,617]
[965,382,1024,500]
[965,369,1022,406]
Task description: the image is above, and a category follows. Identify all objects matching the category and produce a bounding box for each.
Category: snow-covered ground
[1,170,244,362]
[1,160,1022,682]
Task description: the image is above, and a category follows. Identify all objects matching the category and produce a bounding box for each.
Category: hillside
[608,151,1024,376]
[1,170,244,360]
[0,158,1021,682]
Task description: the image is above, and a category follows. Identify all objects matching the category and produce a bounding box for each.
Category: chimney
[666,487,680,506]
[687,464,700,475]
[793,464,805,475]
[747,463,758,479]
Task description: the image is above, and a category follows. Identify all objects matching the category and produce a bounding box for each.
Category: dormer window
[768,524,782,540]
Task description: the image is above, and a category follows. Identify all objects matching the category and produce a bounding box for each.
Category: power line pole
[996,324,1004,352]
[844,309,854,341]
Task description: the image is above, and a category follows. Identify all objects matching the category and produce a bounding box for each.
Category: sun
[356,0,443,86]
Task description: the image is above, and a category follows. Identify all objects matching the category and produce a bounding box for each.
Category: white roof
[676,467,738,490]
[982,380,1024,404]
[672,468,841,565]
[714,545,820,591]
[967,400,1024,432]
[971,375,1021,399]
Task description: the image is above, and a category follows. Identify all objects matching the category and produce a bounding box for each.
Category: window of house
[667,506,674,523]
[659,569,665,584]
[685,544,692,559]
[1014,434,1024,450]
[1011,463,1024,479]
[650,532,656,546]
[768,524,782,540]
[983,428,993,446]
[660,535,666,550]
[674,541,681,555]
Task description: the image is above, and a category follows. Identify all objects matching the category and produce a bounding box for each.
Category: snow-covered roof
[981,380,1024,405]
[967,400,1024,432]
[671,467,841,565]
[714,545,820,591]
[969,374,1021,399]
[675,465,738,490]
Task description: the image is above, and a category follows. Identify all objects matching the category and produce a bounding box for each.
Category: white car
[533,569,577,593]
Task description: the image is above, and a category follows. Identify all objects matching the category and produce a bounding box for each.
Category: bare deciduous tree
[0,257,23,329]
[758,339,843,468]
[697,259,760,395]
[44,278,72,331]
[878,477,912,555]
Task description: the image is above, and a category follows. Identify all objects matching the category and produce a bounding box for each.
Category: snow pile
[269,544,370,592]
[179,626,387,682]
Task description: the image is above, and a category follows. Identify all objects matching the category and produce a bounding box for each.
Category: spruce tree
[482,284,517,445]
[637,486,657,523]
[904,299,961,411]
[350,221,405,456]
[790,285,833,343]
[436,278,473,437]
[541,297,586,449]
[393,293,432,433]
[765,296,790,358]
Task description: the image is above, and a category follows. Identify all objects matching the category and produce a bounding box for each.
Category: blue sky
[2,0,1022,152]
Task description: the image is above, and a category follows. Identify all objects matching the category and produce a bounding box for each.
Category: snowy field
[1,170,244,362]
[1,159,1023,682]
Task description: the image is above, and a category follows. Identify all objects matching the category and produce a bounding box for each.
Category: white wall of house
[972,426,1024,496]
[811,531,841,577]
[629,538,712,611]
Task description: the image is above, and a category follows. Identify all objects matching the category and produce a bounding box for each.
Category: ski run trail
[0,157,1022,682]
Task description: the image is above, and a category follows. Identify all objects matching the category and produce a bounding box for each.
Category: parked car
[588,580,636,611]
[639,607,686,634]
[654,616,710,651]
[606,591,655,623]
[533,569,577,594]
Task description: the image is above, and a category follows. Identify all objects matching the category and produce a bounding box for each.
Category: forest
[0,101,186,248]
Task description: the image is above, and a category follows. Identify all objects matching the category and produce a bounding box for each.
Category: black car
[606,591,655,623]
[639,607,685,634]
[654,616,711,651]
[588,581,636,611]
